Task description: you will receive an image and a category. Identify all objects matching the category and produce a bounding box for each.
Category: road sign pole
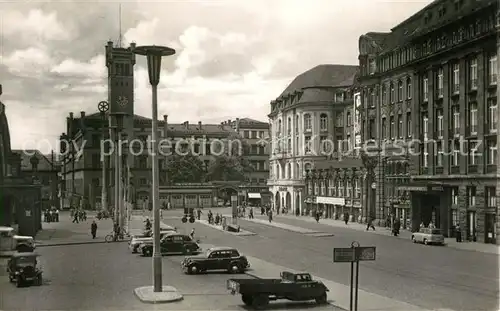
[349,260,354,311]
[354,260,360,311]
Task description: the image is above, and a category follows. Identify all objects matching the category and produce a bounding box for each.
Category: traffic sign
[333,247,355,262]
[355,246,376,261]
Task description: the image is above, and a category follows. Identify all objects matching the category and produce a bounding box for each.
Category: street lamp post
[133,45,176,293]
[98,101,110,213]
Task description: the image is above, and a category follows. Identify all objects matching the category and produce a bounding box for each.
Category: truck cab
[0,226,36,256]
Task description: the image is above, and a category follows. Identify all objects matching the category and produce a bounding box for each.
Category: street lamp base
[153,253,162,292]
[134,286,183,303]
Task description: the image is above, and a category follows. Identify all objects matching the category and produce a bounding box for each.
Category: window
[287,118,291,135]
[398,81,403,101]
[140,178,147,185]
[451,106,460,135]
[320,113,328,131]
[287,138,292,153]
[251,131,257,139]
[470,58,478,89]
[369,119,375,139]
[259,131,264,138]
[381,118,387,138]
[335,113,343,127]
[451,188,458,205]
[406,112,412,137]
[487,139,497,165]
[320,136,328,153]
[488,99,497,133]
[328,179,335,196]
[489,54,498,85]
[337,180,344,197]
[469,102,478,134]
[436,142,443,167]
[304,136,311,154]
[346,181,352,198]
[370,88,376,107]
[436,109,444,138]
[347,111,352,126]
[423,77,429,101]
[406,78,412,99]
[467,186,476,207]
[295,115,299,133]
[390,116,395,139]
[469,140,479,165]
[92,178,100,187]
[382,84,387,103]
[335,92,344,102]
[453,63,460,93]
[422,143,429,168]
[437,68,444,97]
[390,83,395,103]
[138,155,147,169]
[303,114,312,131]
[354,180,361,198]
[451,141,459,166]
[369,59,376,75]
[486,187,496,207]
[397,114,403,138]
[423,114,429,140]
[277,120,282,134]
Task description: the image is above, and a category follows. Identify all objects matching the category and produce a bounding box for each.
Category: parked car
[182,246,249,274]
[412,228,445,245]
[228,271,329,309]
[140,232,201,257]
[7,252,43,287]
[129,227,176,253]
[0,226,36,256]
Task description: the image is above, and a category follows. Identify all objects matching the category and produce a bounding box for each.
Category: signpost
[333,241,376,311]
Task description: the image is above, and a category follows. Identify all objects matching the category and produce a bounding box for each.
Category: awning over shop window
[248,193,261,199]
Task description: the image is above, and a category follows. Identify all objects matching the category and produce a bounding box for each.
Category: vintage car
[140,232,201,257]
[7,252,43,287]
[129,226,177,253]
[0,226,36,256]
[411,228,445,245]
[181,246,250,274]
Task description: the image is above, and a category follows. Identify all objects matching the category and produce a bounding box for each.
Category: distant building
[267,64,360,216]
[228,117,271,205]
[357,0,499,243]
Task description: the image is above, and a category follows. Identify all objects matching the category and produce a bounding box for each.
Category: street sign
[333,248,355,262]
[355,246,376,261]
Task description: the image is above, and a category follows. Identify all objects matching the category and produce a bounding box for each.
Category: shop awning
[248,193,261,199]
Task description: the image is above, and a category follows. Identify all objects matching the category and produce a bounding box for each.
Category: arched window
[320,113,328,131]
[295,163,300,179]
[406,77,412,99]
[382,84,387,103]
[390,82,395,103]
[295,115,299,132]
[398,80,403,101]
[303,114,312,131]
[278,119,282,134]
[281,165,286,180]
[287,163,291,179]
[287,117,291,134]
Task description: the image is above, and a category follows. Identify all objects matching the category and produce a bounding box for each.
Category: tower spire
[118,3,122,48]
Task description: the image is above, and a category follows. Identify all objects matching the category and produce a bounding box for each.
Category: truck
[0,226,36,256]
[227,271,329,309]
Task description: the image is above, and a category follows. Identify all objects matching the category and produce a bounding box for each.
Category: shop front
[316,196,345,219]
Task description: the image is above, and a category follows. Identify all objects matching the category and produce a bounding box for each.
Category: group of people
[43,208,60,222]
[71,209,87,223]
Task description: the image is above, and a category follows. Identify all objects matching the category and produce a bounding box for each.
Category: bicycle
[104,231,126,242]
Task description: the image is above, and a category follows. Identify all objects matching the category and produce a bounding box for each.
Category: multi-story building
[358,0,499,244]
[267,64,359,215]
[228,118,271,205]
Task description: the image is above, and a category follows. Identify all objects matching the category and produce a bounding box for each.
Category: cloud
[2,47,54,78]
[50,55,106,79]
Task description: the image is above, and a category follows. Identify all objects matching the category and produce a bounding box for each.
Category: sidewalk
[35,212,148,246]
[265,214,500,255]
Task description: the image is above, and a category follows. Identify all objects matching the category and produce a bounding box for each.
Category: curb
[197,220,257,236]
[238,218,321,234]
[36,240,129,247]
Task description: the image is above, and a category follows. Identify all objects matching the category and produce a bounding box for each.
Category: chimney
[107,41,113,47]
[228,119,231,125]
[163,115,168,138]
[80,111,85,118]
[130,42,136,50]
[236,118,240,132]
[184,121,189,129]
[198,121,202,130]
[69,112,74,119]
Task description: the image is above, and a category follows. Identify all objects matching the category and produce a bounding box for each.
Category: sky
[0,0,432,153]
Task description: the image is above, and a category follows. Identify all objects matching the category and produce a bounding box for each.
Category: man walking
[91,221,98,239]
[366,217,375,231]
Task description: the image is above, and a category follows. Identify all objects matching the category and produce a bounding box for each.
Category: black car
[141,232,201,257]
[7,252,43,287]
[181,246,250,274]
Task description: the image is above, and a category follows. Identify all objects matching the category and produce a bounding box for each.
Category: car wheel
[315,292,328,304]
[16,276,22,288]
[132,246,138,253]
[251,294,269,310]
[242,294,253,306]
[188,264,199,274]
[143,248,152,257]
[228,263,241,274]
[423,239,428,245]
[411,236,416,243]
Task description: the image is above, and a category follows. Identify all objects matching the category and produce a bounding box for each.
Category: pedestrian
[190,228,195,240]
[72,210,79,223]
[455,223,462,242]
[315,211,320,223]
[366,217,375,231]
[429,221,435,229]
[419,221,425,229]
[393,219,401,236]
[91,220,97,239]
[249,207,254,219]
[197,208,202,220]
[55,208,60,222]
[268,209,273,223]
[344,212,349,225]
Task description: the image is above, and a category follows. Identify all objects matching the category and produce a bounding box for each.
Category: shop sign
[316,196,345,205]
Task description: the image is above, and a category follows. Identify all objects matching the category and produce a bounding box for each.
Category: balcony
[470,79,478,91]
[450,166,460,174]
[435,167,444,174]
[436,130,444,139]
[267,179,305,187]
[486,164,497,173]
[437,88,444,98]
[452,84,460,95]
[489,74,497,87]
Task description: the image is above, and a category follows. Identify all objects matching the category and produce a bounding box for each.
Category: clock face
[117,96,129,107]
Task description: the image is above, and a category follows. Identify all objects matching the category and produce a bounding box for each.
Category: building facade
[267,64,359,215]
[228,118,271,205]
[358,0,499,243]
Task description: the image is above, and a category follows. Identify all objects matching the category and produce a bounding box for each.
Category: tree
[205,135,254,182]
[164,154,206,184]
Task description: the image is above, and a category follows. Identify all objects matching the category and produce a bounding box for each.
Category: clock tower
[105,40,136,117]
